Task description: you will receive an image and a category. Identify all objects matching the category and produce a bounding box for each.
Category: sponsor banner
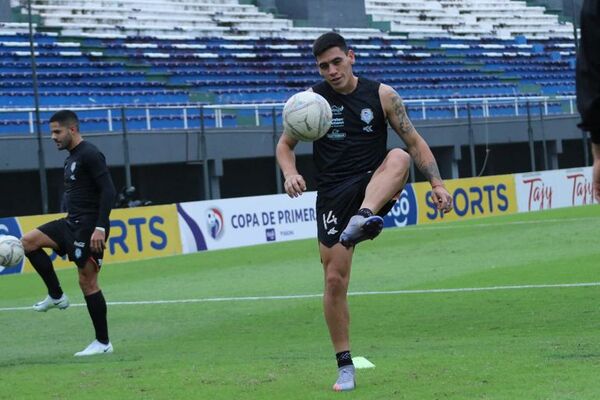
[2,167,593,276]
[414,174,518,223]
[382,184,418,228]
[177,192,318,252]
[14,205,181,274]
[0,217,25,275]
[515,167,596,212]
[105,205,182,263]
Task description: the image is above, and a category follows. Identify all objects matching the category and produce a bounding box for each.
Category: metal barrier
[0,95,578,135]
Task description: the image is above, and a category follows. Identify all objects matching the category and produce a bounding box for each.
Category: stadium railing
[0,95,578,135]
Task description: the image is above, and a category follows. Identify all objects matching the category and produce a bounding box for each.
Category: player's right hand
[90,228,106,254]
[284,174,306,198]
[431,185,453,214]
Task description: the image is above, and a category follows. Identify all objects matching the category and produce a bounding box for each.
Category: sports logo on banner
[206,208,224,239]
[415,174,518,223]
[383,184,418,228]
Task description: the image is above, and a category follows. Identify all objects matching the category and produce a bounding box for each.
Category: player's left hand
[431,185,453,214]
[90,229,106,254]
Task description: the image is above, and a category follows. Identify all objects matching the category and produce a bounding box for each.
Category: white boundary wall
[177,166,596,254]
[515,167,596,212]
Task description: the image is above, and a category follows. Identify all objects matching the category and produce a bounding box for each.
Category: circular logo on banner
[206,208,224,240]
[383,185,418,228]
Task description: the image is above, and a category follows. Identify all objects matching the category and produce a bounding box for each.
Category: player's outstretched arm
[276,132,306,198]
[90,172,116,253]
[89,151,117,253]
[381,84,453,213]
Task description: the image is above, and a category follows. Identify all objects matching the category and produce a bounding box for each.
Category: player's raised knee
[20,232,40,254]
[386,148,411,170]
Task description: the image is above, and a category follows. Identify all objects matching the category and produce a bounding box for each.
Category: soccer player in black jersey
[20,110,116,356]
[276,32,453,391]
[576,0,600,201]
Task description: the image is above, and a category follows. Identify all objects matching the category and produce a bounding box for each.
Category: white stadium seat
[365,0,574,39]
[5,0,575,40]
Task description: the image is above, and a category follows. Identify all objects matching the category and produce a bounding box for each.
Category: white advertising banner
[515,167,596,212]
[177,192,318,253]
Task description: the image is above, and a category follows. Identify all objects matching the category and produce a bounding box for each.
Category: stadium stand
[0,0,576,133]
[365,0,573,39]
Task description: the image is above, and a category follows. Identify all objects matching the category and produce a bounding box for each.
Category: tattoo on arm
[388,89,442,182]
[420,161,442,182]
[411,141,442,182]
[390,91,417,140]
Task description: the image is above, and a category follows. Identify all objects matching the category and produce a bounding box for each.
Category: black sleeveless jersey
[312,77,388,195]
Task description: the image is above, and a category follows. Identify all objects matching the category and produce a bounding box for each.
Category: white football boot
[339,215,384,248]
[74,340,113,356]
[32,294,70,312]
[332,365,356,392]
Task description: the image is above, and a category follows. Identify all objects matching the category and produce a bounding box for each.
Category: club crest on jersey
[69,162,77,181]
[360,108,374,124]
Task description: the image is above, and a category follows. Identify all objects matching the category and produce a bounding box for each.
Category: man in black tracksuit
[21,110,116,356]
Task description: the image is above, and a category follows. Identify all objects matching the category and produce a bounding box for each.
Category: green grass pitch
[1,205,599,399]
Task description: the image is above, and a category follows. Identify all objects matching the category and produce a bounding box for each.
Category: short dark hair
[312,32,348,57]
[50,110,79,129]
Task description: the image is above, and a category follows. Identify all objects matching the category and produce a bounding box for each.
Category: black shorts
[316,173,395,247]
[38,217,108,269]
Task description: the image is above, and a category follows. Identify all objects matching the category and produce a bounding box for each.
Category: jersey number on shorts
[322,211,338,235]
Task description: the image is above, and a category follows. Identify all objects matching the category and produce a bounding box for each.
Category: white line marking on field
[396,216,600,232]
[2,282,600,312]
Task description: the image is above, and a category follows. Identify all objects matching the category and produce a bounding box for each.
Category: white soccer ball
[0,235,24,267]
[283,91,332,142]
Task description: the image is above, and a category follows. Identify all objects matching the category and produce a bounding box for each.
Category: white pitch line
[397,216,600,231]
[2,282,600,312]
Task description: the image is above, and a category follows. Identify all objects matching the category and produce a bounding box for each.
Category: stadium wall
[274,0,369,28]
[1,166,595,276]
[0,0,10,21]
[528,0,584,23]
[256,0,277,14]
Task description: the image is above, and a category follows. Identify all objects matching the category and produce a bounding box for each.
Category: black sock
[336,350,353,368]
[26,249,63,299]
[85,291,109,344]
[358,208,374,218]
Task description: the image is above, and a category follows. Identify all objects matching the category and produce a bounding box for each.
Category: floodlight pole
[272,107,283,194]
[570,0,579,50]
[119,107,132,189]
[28,0,48,214]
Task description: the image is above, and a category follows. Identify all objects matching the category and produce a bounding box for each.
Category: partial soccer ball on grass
[0,235,24,267]
[283,91,332,142]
